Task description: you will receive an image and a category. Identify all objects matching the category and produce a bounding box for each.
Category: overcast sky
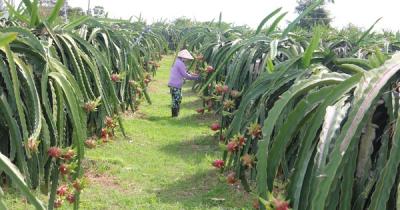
[65,0,400,31]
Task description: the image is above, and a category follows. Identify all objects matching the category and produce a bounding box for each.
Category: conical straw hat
[178,49,194,60]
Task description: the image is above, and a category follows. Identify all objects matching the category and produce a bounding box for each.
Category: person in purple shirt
[168,49,199,117]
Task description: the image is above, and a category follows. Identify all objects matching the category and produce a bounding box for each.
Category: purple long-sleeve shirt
[168,58,198,88]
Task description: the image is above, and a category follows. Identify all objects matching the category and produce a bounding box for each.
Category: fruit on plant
[247,123,262,139]
[129,80,138,87]
[105,116,116,129]
[215,84,229,94]
[27,138,39,153]
[215,84,224,94]
[85,138,97,149]
[241,154,254,168]
[237,135,246,147]
[223,99,235,110]
[56,185,68,196]
[196,54,204,61]
[83,101,96,113]
[72,179,85,192]
[54,198,63,208]
[62,149,75,161]
[111,73,120,82]
[222,85,229,93]
[230,90,241,98]
[227,172,236,184]
[59,164,69,175]
[48,147,62,159]
[210,122,221,131]
[66,193,76,204]
[273,199,290,210]
[83,97,101,113]
[212,159,224,169]
[227,141,238,152]
[206,66,214,73]
[196,108,205,114]
[101,128,108,139]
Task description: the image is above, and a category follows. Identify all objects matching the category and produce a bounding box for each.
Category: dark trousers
[170,87,182,116]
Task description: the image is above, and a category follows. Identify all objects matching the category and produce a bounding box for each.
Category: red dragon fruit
[227,172,236,184]
[56,185,68,196]
[66,193,76,204]
[206,66,214,73]
[212,159,225,169]
[227,141,238,152]
[48,147,62,159]
[210,122,221,131]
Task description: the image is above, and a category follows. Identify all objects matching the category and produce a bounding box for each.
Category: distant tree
[93,5,105,18]
[68,7,85,18]
[295,0,332,30]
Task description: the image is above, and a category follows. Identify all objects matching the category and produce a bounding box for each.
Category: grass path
[78,56,253,209]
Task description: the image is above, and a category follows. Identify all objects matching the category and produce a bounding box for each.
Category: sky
[30,0,400,31]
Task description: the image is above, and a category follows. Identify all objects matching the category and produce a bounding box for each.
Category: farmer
[168,49,199,117]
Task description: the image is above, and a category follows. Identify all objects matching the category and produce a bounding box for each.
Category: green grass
[3,56,253,209]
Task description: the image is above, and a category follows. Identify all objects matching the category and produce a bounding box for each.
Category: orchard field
[1,0,400,210]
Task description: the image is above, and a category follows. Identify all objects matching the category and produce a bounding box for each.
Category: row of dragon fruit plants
[182,4,400,210]
[0,0,166,209]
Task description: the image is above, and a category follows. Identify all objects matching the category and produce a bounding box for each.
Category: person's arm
[178,61,199,80]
